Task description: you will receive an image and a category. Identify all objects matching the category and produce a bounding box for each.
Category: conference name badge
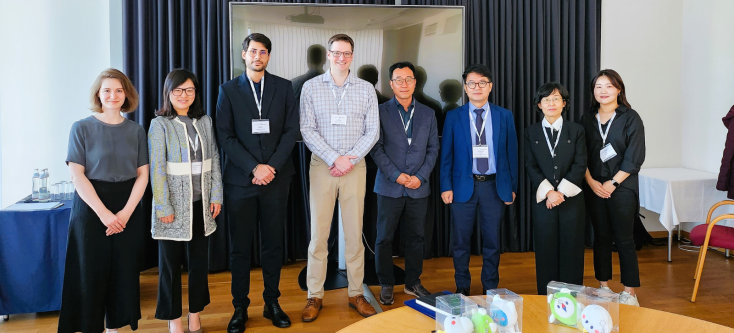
[473,145,489,159]
[191,162,202,175]
[252,119,270,134]
[600,143,617,162]
[331,114,347,125]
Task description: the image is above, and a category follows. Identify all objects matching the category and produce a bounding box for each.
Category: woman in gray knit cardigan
[148,69,223,333]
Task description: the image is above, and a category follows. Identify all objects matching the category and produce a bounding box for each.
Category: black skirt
[57,178,145,333]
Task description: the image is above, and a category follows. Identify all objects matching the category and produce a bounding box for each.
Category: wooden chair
[690,200,734,302]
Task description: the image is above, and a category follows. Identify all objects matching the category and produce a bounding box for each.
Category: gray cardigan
[148,115,223,241]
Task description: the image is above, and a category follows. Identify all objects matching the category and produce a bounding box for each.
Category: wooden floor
[2,240,734,332]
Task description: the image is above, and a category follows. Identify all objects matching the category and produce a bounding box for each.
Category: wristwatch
[252,165,258,175]
[610,179,620,187]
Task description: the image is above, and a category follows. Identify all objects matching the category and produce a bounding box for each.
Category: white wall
[680,0,734,174]
[600,0,684,171]
[0,0,112,208]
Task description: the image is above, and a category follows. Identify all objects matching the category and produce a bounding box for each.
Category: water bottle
[32,169,40,200]
[39,168,50,201]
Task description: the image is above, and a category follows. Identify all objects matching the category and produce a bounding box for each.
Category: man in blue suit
[439,64,518,295]
[370,62,439,305]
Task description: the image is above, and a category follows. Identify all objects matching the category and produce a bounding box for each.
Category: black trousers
[155,201,210,320]
[375,194,428,288]
[589,185,641,287]
[226,175,291,309]
[532,194,585,295]
[58,179,144,333]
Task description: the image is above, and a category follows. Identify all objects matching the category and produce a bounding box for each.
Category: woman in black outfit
[525,82,587,295]
[581,69,645,306]
[58,68,148,332]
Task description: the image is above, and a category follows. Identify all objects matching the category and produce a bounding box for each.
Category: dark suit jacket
[439,102,518,203]
[524,120,587,196]
[215,71,299,188]
[370,99,439,199]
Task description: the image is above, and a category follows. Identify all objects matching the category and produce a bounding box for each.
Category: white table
[638,168,734,262]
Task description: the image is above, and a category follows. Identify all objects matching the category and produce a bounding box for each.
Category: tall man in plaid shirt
[299,34,380,321]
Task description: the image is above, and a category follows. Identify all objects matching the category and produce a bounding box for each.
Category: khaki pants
[306,154,366,298]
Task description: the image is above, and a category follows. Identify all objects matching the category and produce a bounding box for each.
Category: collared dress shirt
[469,102,496,175]
[300,69,380,166]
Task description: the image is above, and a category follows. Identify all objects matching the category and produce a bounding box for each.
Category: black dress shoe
[456,287,470,296]
[263,302,291,328]
[227,307,248,333]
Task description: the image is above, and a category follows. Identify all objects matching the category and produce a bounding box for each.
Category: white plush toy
[580,304,613,333]
[489,295,519,333]
[443,315,475,333]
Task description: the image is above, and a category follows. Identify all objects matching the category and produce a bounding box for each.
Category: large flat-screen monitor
[230,3,464,127]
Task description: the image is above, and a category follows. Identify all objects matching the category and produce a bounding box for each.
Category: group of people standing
[57,32,645,333]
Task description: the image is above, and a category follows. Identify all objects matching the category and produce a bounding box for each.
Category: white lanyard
[596,112,616,145]
[542,125,562,158]
[330,83,349,110]
[187,134,199,160]
[248,75,264,119]
[470,108,487,144]
[399,105,415,134]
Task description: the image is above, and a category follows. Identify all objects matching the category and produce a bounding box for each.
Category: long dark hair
[156,69,204,119]
[589,69,631,110]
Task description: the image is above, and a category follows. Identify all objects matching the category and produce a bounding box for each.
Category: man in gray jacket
[369,61,439,305]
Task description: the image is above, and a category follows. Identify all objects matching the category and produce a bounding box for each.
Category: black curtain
[122,0,601,271]
[404,0,601,252]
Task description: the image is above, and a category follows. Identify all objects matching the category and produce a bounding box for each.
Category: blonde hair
[89,68,139,113]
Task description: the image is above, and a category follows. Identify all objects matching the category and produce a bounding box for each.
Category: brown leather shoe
[348,295,377,318]
[301,297,322,322]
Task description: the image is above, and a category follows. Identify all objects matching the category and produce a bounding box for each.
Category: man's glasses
[172,88,196,96]
[391,78,416,85]
[464,81,490,89]
[329,51,353,59]
[247,49,269,57]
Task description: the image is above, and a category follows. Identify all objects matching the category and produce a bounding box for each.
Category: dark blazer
[370,99,439,199]
[439,102,518,203]
[215,71,299,187]
[524,120,587,194]
[716,105,734,199]
[581,105,645,193]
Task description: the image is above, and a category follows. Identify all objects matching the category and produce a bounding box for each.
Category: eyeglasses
[541,96,563,105]
[329,51,353,59]
[464,81,490,89]
[391,77,415,85]
[247,49,269,57]
[172,88,196,96]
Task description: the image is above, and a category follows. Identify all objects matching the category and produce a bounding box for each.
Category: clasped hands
[545,190,565,209]
[328,155,358,177]
[589,179,616,199]
[252,164,276,185]
[396,173,421,189]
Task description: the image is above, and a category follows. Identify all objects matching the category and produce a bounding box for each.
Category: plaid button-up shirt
[300,69,380,166]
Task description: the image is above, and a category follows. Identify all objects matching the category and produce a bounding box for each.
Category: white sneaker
[599,286,614,294]
[619,291,639,306]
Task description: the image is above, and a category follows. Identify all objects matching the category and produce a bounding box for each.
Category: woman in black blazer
[525,82,587,295]
[581,69,645,306]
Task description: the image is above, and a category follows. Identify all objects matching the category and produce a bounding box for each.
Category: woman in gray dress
[148,69,223,333]
[58,68,149,333]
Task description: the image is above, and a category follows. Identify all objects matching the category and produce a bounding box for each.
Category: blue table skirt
[0,200,72,315]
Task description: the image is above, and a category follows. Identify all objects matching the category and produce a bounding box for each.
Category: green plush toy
[471,308,498,333]
[548,288,579,327]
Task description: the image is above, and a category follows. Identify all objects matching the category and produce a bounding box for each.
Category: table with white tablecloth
[638,168,734,262]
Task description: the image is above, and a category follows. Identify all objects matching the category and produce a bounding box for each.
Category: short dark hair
[156,69,205,119]
[89,68,139,113]
[589,68,631,110]
[242,33,272,53]
[462,64,492,83]
[388,61,416,79]
[533,82,570,113]
[328,34,354,51]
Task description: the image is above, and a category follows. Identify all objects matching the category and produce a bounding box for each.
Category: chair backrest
[706,200,734,224]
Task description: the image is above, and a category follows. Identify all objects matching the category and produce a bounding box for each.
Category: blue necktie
[474,108,489,174]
